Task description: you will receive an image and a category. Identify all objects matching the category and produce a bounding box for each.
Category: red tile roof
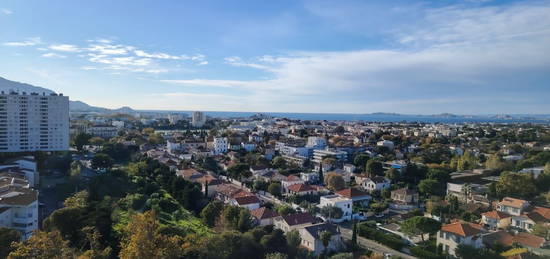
[282,212,314,226]
[499,197,528,208]
[234,195,260,205]
[482,210,511,220]
[513,232,545,248]
[336,188,370,198]
[250,207,279,220]
[287,183,316,193]
[441,222,483,237]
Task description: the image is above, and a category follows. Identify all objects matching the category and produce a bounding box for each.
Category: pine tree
[204,180,209,198]
[352,220,358,249]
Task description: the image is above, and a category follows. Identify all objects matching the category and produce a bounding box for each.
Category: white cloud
[3,37,42,47]
[42,53,67,58]
[49,44,80,52]
[224,56,268,69]
[163,1,550,113]
[1,8,12,15]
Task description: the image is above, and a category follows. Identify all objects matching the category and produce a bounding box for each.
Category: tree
[334,126,345,135]
[8,231,75,259]
[366,160,383,176]
[351,221,358,249]
[400,216,441,242]
[272,156,287,169]
[325,173,345,191]
[369,203,388,214]
[384,168,399,181]
[455,244,501,259]
[89,136,105,146]
[63,190,89,208]
[0,228,20,258]
[91,153,114,170]
[228,163,251,180]
[485,154,505,171]
[237,209,253,233]
[353,154,370,168]
[286,229,301,254]
[532,224,550,239]
[73,132,91,151]
[261,229,288,254]
[320,230,333,256]
[200,201,223,227]
[265,253,288,259]
[321,205,343,221]
[545,163,550,174]
[276,205,296,216]
[119,211,184,259]
[268,182,282,197]
[418,179,440,196]
[496,172,538,198]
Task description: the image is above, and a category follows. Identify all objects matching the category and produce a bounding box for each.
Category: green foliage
[357,223,404,250]
[200,201,224,227]
[0,227,21,258]
[275,204,296,216]
[410,246,445,259]
[400,216,441,241]
[455,244,502,259]
[325,173,346,191]
[366,160,383,175]
[73,132,91,151]
[495,172,538,198]
[320,205,344,220]
[91,153,114,170]
[272,156,287,169]
[353,154,370,168]
[228,163,251,180]
[268,182,282,197]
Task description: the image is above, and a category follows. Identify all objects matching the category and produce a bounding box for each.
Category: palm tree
[319,230,332,257]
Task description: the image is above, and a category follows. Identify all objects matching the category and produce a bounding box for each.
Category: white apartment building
[312,149,347,164]
[0,91,69,152]
[0,174,39,240]
[319,195,352,222]
[86,125,118,138]
[306,136,327,149]
[212,137,228,154]
[192,111,206,127]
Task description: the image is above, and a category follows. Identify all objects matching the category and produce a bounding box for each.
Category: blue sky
[1,0,549,114]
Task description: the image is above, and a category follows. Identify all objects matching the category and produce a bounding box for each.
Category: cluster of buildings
[0,156,39,240]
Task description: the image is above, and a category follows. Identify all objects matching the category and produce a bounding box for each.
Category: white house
[281,175,305,192]
[231,195,261,211]
[319,195,352,222]
[250,207,279,226]
[274,212,315,233]
[299,223,344,256]
[359,176,391,192]
[496,197,530,216]
[436,222,485,257]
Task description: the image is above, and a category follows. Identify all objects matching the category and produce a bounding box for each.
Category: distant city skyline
[1,0,549,114]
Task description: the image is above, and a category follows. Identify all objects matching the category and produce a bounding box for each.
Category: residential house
[510,206,550,232]
[391,188,419,204]
[250,207,279,226]
[281,175,305,192]
[231,195,261,210]
[359,176,391,192]
[483,231,546,250]
[319,195,352,222]
[436,222,485,257]
[335,188,372,206]
[274,212,315,233]
[299,223,344,256]
[481,211,512,230]
[497,197,530,216]
[286,183,317,196]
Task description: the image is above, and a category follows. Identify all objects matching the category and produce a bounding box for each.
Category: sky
[0,0,549,114]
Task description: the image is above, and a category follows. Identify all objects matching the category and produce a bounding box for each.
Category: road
[339,226,417,259]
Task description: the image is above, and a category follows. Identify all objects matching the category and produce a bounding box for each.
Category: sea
[140,110,550,124]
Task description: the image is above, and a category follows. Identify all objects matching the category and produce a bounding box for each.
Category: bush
[357,223,405,250]
[410,246,445,259]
